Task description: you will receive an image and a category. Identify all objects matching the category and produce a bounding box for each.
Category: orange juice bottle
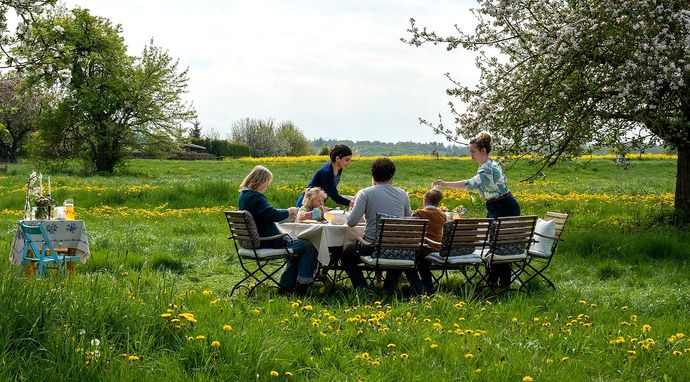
[64,199,75,220]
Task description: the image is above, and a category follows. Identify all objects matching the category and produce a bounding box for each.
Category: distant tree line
[311,138,468,156]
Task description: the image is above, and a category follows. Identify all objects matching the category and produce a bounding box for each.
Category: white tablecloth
[277,222,365,265]
[9,220,91,265]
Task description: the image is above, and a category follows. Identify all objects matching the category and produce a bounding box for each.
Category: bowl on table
[327,210,349,225]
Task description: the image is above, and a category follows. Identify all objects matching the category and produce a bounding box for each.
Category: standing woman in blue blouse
[433,132,520,287]
[238,165,318,294]
[296,145,354,208]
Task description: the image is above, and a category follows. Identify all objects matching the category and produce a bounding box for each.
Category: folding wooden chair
[19,222,80,277]
[521,212,570,290]
[424,218,493,288]
[480,215,537,293]
[358,218,428,283]
[224,211,293,296]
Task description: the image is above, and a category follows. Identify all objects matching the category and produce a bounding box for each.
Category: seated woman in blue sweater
[238,165,318,295]
[296,145,353,208]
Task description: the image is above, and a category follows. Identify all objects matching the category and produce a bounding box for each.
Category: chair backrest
[373,218,428,260]
[440,218,493,257]
[488,215,538,257]
[224,211,261,249]
[545,212,569,241]
[19,222,58,261]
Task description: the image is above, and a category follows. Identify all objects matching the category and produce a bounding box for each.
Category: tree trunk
[676,146,690,217]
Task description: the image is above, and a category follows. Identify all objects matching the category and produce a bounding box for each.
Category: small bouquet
[452,205,467,217]
[26,171,54,219]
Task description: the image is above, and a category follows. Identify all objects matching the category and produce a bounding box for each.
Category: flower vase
[35,206,50,220]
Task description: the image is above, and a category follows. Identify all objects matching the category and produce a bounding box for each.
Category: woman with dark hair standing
[296,144,354,208]
[433,132,520,287]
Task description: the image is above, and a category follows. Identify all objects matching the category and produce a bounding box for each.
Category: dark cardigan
[238,190,289,248]
[296,162,350,207]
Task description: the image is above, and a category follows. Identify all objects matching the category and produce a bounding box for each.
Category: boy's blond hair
[302,187,328,208]
[240,165,273,191]
[424,187,443,206]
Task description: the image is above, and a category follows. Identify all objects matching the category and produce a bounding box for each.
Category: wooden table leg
[24,249,37,277]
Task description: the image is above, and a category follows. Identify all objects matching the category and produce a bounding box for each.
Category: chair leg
[520,260,556,291]
[249,258,287,297]
[507,260,530,292]
[232,256,286,296]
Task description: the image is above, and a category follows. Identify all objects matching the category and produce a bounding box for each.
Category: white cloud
[65,0,479,143]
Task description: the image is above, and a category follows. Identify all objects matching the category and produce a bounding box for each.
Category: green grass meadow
[0,157,688,381]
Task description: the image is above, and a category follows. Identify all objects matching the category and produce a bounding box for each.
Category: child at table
[412,187,446,294]
[296,187,328,223]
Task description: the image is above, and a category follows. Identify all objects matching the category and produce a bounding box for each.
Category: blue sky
[65,0,479,143]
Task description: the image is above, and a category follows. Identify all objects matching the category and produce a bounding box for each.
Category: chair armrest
[424,237,441,247]
[259,233,289,242]
[534,232,562,241]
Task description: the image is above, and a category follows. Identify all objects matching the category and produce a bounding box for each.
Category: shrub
[190,138,250,158]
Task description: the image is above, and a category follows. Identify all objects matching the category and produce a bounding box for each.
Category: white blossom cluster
[404,0,689,162]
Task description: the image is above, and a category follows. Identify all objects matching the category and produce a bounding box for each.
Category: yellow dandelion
[522,376,534,382]
[578,300,587,305]
[387,343,396,349]
[303,305,313,312]
[128,355,140,361]
[511,317,518,323]
[475,368,482,373]
[328,315,336,321]
[202,290,212,297]
[464,353,474,359]
[532,317,540,322]
[673,351,683,356]
[430,344,439,349]
[675,333,685,339]
[270,370,279,377]
[211,340,220,347]
[370,360,381,366]
[433,322,443,330]
[285,371,294,377]
[560,356,569,362]
[291,302,300,308]
[400,353,409,360]
[195,335,205,340]
[642,324,651,334]
[223,324,233,331]
[361,352,370,359]
[160,313,171,318]
[627,350,636,356]
[683,348,690,353]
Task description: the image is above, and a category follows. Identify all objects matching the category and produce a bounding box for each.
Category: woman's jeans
[485,194,521,286]
[279,237,318,289]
